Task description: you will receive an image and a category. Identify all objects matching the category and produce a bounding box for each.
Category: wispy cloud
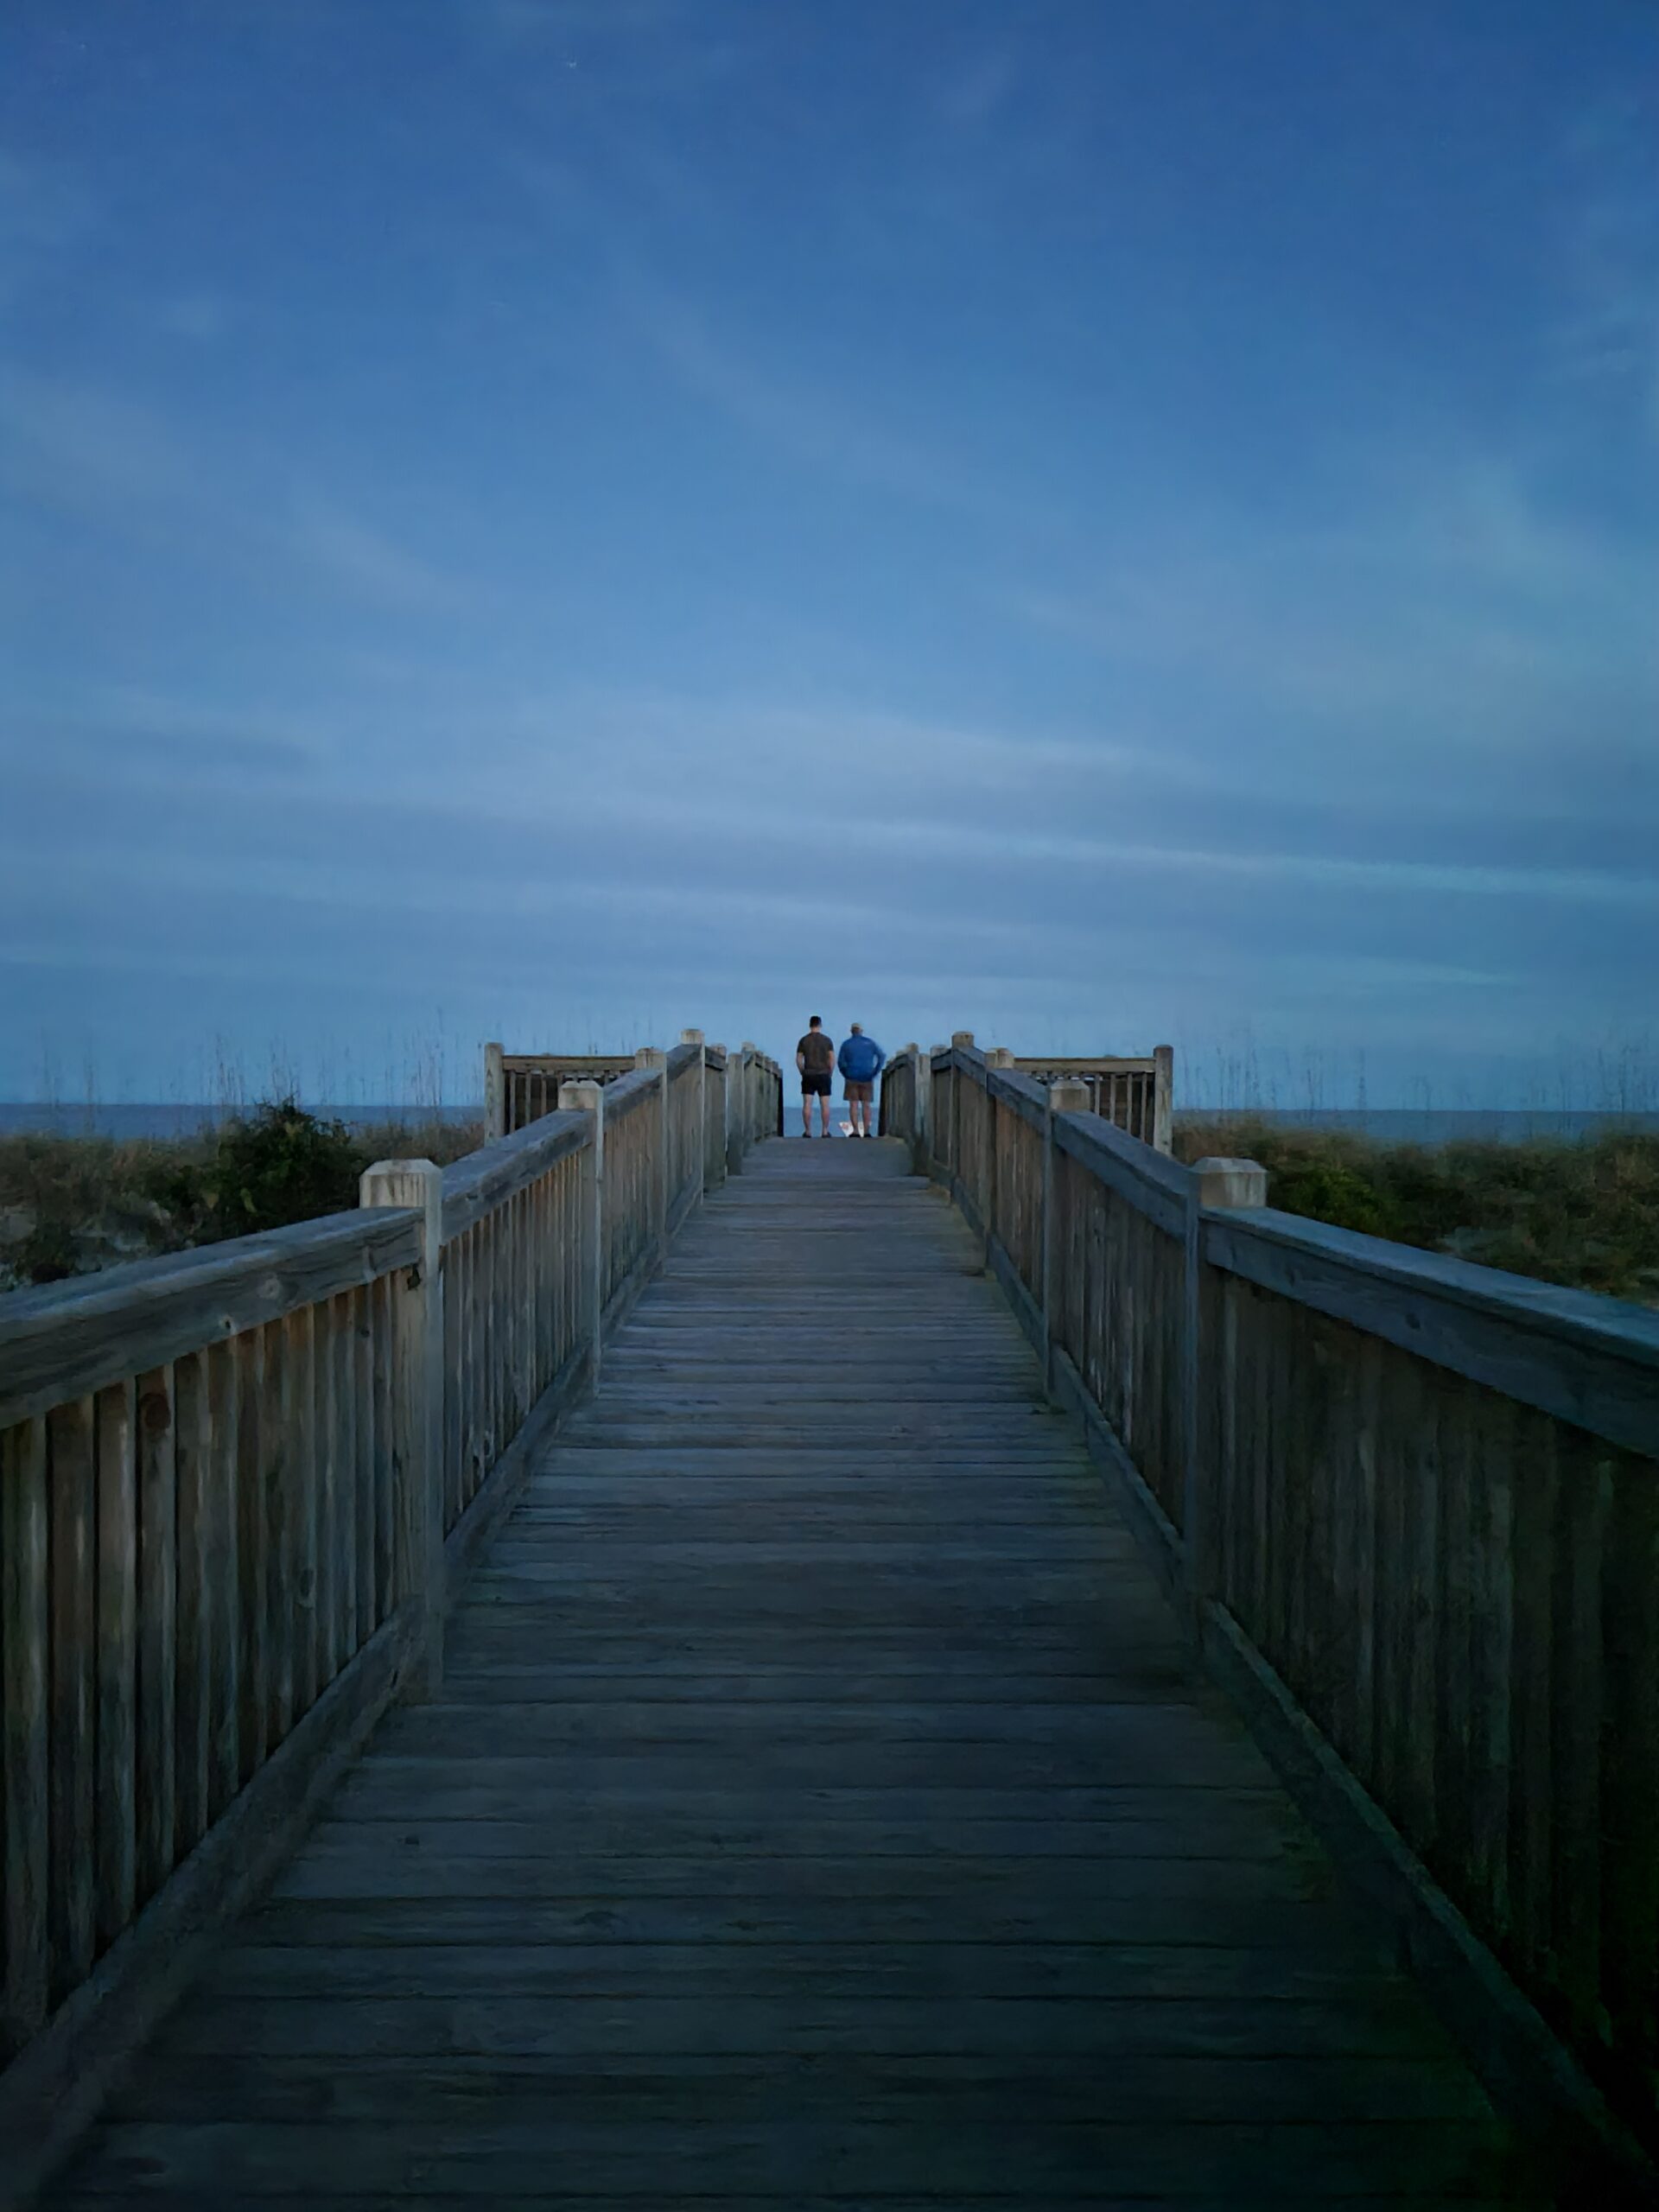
[1004,444,1659,821]
[1551,91,1659,434]
[283,497,469,614]
[0,369,205,511]
[935,51,1019,130]
[0,367,471,614]
[0,149,93,309]
[619,275,1008,517]
[152,293,233,343]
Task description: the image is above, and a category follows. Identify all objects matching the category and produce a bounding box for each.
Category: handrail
[880,1035,1659,2180]
[440,1111,589,1244]
[599,1067,660,1122]
[0,1208,423,1431]
[1205,1204,1659,1458]
[0,1024,785,2197]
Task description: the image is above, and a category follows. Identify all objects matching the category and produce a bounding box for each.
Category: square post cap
[1192,1156,1268,1208]
[1047,1079,1091,1113]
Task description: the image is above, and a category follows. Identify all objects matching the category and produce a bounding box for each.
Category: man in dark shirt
[795,1015,836,1137]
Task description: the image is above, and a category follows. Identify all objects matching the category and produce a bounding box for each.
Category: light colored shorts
[843,1079,874,1103]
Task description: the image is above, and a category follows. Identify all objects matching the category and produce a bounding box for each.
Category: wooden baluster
[1185,1158,1268,1630]
[135,1366,177,1904]
[234,1327,268,1786]
[560,1080,605,1382]
[93,1379,138,1953]
[2,1415,50,2051]
[359,1160,445,1694]
[484,1040,505,1141]
[634,1047,669,1261]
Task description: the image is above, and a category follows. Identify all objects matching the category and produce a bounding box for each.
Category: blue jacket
[837,1033,886,1083]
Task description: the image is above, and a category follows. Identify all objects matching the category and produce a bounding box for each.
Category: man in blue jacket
[836,1023,887,1140]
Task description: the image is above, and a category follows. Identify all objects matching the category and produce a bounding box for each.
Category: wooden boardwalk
[50,1137,1537,2206]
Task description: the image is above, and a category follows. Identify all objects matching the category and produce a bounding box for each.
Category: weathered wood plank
[133,1365,176,1908]
[0,1210,422,1431]
[234,1324,268,1784]
[1203,1206,1659,1458]
[92,1380,137,1955]
[1,1415,51,2053]
[170,1351,211,1859]
[47,1396,98,2000]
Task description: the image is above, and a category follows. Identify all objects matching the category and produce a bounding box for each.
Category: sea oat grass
[0,1104,484,1289]
[1173,1116,1659,1306]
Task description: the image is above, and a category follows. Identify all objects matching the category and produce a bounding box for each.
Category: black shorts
[801,1071,831,1097]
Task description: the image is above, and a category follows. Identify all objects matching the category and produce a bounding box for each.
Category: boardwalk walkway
[51,1139,1535,2205]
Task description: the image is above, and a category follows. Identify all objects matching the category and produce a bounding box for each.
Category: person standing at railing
[837,1024,887,1139]
[796,1015,837,1137]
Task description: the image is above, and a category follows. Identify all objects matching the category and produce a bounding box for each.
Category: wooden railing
[882,1036,1659,2182]
[1014,1049,1173,1152]
[485,1038,783,1149]
[0,1036,782,2195]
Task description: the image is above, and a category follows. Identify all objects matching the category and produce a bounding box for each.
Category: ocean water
[1178,1108,1659,1145]
[2,1102,1655,1147]
[0,1103,481,1141]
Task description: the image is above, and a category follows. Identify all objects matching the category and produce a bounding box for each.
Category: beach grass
[1173,1115,1659,1306]
[0,1101,483,1290]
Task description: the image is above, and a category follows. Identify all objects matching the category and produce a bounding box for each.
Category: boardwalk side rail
[485,1039,784,1147]
[880,1039,1659,2183]
[0,1034,781,2204]
[1013,1051,1173,1152]
[0,1211,428,2196]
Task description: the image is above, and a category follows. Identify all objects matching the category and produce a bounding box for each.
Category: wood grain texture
[46,1398,98,2003]
[2,1416,50,2055]
[92,1380,137,1955]
[1203,1206,1659,1456]
[0,1211,422,1430]
[42,1135,1532,2209]
[439,1112,588,1243]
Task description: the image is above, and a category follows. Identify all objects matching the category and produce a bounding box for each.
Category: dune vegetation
[0,1098,482,1291]
[1173,1116,1659,1307]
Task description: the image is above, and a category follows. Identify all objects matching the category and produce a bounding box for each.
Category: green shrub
[5,1216,81,1286]
[205,1096,364,1236]
[1,1105,486,1292]
[1173,1119,1659,1306]
[1269,1156,1397,1237]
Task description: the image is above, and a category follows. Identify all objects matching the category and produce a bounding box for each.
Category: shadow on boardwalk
[50,1139,1542,2206]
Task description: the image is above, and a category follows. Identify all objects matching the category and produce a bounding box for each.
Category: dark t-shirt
[798,1030,835,1076]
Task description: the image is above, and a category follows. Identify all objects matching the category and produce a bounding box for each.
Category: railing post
[743,1044,765,1159]
[634,1046,669,1258]
[558,1081,605,1383]
[1154,1044,1175,1155]
[1182,1155,1268,1624]
[483,1042,505,1142]
[734,1044,758,1171]
[984,1049,1014,1265]
[950,1033,973,1192]
[680,1030,706,1207]
[927,1046,948,1175]
[1043,1081,1090,1397]
[708,1044,728,1190]
[359,1158,445,1697]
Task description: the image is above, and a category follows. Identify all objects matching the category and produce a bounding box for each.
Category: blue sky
[3,0,1656,1108]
